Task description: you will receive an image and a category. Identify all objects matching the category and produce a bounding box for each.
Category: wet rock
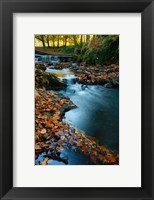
[110,77,119,87]
[35,63,46,71]
[35,69,67,90]
[72,63,78,67]
[98,79,109,85]
[106,67,119,73]
[104,82,112,88]
[81,84,88,90]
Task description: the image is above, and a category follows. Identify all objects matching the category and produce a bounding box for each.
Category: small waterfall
[45,67,88,93]
[61,76,78,85]
[46,67,79,85]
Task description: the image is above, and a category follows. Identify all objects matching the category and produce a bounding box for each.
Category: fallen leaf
[60,136,65,140]
[40,128,46,134]
[81,145,89,153]
[40,157,49,165]
[99,155,104,161]
[59,145,64,151]
[106,155,116,163]
[35,144,42,153]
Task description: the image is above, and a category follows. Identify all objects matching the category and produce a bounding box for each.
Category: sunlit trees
[35,35,93,47]
[86,35,90,43]
[45,35,50,47]
[35,34,119,65]
[63,35,68,46]
[35,35,46,47]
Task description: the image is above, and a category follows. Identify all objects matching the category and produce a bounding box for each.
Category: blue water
[61,84,119,151]
[37,68,119,165]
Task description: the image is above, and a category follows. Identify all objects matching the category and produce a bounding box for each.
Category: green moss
[35,69,66,90]
[80,35,119,66]
[58,46,76,55]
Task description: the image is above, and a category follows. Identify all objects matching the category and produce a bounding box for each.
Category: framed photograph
[0,0,154,199]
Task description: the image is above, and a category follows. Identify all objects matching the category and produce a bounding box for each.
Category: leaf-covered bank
[35,88,118,165]
[35,34,119,165]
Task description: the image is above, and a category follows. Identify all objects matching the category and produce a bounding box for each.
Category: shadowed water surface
[61,84,119,151]
[37,68,119,165]
[46,68,119,150]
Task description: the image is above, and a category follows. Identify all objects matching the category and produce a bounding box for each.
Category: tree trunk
[57,35,60,47]
[63,36,67,47]
[45,35,50,47]
[47,39,50,47]
[41,35,46,47]
[64,38,66,46]
[64,40,66,46]
[73,35,77,47]
[80,35,83,46]
[93,35,96,40]
[86,35,90,43]
[53,36,55,47]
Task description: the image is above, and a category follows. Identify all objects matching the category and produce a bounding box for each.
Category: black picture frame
[0,0,154,199]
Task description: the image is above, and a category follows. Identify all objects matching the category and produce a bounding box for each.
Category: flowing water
[46,67,119,151]
[36,67,119,165]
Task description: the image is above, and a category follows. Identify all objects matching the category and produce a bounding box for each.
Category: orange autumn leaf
[90,154,96,161]
[81,145,89,153]
[99,155,104,161]
[46,121,54,128]
[35,144,42,153]
[106,155,116,163]
[40,128,46,134]
[91,150,97,156]
[60,136,65,141]
[51,128,58,133]
[59,145,64,151]
[35,90,41,98]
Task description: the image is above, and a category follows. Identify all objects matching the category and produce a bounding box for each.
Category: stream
[61,84,119,150]
[36,67,119,165]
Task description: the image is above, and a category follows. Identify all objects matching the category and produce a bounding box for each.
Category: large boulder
[35,69,67,90]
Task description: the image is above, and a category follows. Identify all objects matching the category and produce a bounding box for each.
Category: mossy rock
[35,69,66,90]
[79,35,119,66]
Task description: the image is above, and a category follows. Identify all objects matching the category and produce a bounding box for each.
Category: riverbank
[35,65,119,165]
[35,46,75,56]
[35,88,118,165]
[45,62,119,87]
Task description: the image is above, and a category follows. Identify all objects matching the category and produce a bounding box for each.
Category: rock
[106,67,119,73]
[35,63,46,71]
[81,84,88,90]
[35,69,67,90]
[72,63,78,67]
[71,146,77,152]
[60,136,65,140]
[62,104,72,111]
[47,66,55,69]
[60,156,68,164]
[99,79,109,85]
[110,77,119,87]
[104,83,112,88]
